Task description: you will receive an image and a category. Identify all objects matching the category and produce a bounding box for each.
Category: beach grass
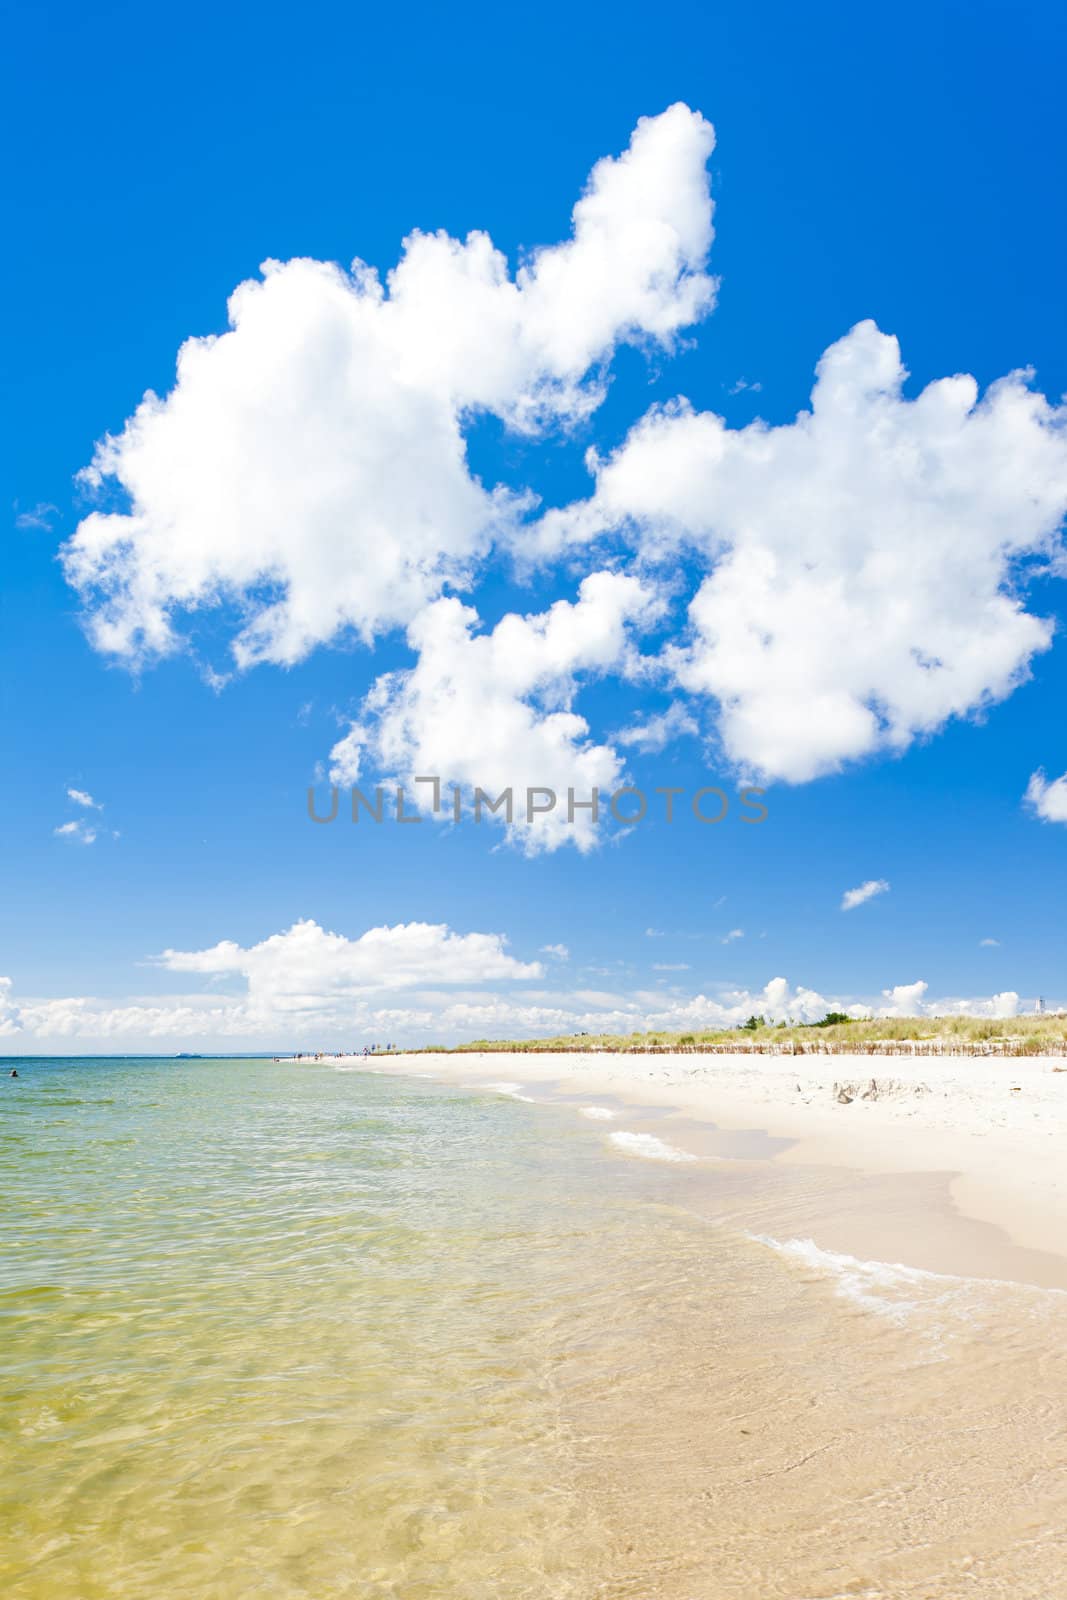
[410,1012,1067,1056]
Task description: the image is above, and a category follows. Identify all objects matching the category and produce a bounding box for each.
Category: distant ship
[174,1053,203,1059]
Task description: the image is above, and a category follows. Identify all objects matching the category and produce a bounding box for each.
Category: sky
[3,0,1067,1051]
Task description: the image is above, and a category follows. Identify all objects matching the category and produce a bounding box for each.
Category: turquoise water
[2,1056,653,1599]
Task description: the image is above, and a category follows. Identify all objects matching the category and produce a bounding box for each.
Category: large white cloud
[539,321,1067,782]
[63,105,715,669]
[55,104,1067,844]
[6,921,541,1042]
[328,570,663,853]
[158,917,542,1008]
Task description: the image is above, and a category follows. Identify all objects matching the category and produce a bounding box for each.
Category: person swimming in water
[9,1068,18,1078]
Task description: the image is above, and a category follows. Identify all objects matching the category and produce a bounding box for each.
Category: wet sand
[372,1050,1067,1282]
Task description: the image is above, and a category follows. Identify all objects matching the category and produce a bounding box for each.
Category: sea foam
[609,1131,697,1163]
[749,1233,948,1319]
[746,1232,1067,1326]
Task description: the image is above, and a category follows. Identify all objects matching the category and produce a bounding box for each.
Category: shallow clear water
[6,1056,1067,1600]
[2,1057,640,1598]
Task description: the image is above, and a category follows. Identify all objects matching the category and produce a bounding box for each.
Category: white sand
[362,1050,1067,1262]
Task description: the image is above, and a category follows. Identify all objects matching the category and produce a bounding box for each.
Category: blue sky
[3,0,1066,1049]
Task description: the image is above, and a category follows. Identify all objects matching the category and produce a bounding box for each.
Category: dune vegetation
[416,1012,1067,1057]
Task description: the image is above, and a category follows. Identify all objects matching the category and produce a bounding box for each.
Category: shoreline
[340,1049,1067,1283]
[14,1055,1067,1597]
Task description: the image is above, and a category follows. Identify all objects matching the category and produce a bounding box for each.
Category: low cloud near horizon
[0,917,1042,1050]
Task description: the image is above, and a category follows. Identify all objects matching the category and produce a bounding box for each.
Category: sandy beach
[308,1048,1067,1594]
[361,1049,1067,1282]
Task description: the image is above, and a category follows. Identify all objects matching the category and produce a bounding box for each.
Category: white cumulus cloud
[878,979,929,1016]
[876,981,1020,1019]
[63,106,715,670]
[157,917,542,1015]
[1025,768,1067,824]
[329,571,663,853]
[539,321,1067,783]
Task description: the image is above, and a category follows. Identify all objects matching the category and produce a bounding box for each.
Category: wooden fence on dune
[454,1037,1067,1058]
